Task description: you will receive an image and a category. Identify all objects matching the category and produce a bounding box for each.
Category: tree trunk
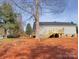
[35,0,40,39]
[35,21,40,39]
[4,29,7,38]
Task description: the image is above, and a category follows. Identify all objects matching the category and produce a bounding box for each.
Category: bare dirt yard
[0,37,78,59]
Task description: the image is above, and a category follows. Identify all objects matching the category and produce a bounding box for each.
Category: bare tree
[10,0,67,39]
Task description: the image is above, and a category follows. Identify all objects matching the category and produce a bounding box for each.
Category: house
[33,22,77,38]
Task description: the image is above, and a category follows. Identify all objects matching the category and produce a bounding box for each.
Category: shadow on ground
[29,45,77,59]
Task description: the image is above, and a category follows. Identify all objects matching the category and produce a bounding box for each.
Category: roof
[38,22,76,26]
[33,22,76,31]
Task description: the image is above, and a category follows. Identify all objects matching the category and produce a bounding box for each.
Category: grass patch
[0,38,15,43]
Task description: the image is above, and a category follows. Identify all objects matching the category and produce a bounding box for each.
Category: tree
[76,25,78,34]
[26,23,33,36]
[11,0,67,39]
[0,2,20,38]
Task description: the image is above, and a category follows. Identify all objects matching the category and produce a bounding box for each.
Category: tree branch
[11,0,33,15]
[23,15,34,25]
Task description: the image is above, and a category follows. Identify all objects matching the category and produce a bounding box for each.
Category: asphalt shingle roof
[39,22,76,26]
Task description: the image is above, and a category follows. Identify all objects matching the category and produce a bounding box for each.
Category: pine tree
[26,23,33,36]
[0,2,20,38]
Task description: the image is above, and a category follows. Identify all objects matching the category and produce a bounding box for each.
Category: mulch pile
[0,38,78,59]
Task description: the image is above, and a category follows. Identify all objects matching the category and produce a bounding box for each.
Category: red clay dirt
[0,37,78,59]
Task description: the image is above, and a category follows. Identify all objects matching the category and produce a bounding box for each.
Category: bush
[7,34,20,38]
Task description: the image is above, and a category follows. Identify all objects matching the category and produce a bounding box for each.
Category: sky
[0,0,78,29]
[40,0,78,23]
[21,0,78,28]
